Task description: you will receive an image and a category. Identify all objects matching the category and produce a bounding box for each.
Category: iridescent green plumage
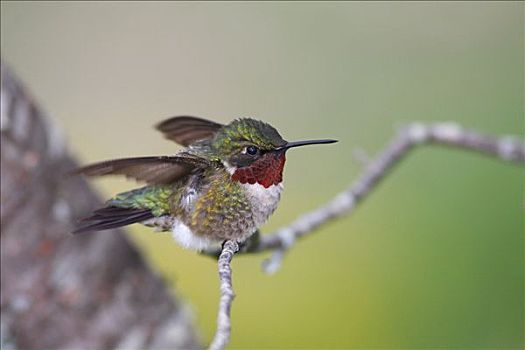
[109,185,175,217]
[189,168,253,240]
[96,165,257,246]
[211,119,286,155]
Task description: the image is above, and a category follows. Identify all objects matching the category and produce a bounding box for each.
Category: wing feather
[73,154,208,184]
[156,116,223,146]
[73,207,154,234]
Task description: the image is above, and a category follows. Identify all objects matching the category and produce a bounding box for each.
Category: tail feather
[73,206,154,234]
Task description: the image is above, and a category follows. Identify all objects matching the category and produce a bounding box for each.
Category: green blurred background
[1,2,523,348]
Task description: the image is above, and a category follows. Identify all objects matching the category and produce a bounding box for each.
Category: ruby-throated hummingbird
[73,116,337,251]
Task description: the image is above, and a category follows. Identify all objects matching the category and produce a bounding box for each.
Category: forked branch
[258,122,524,272]
[257,122,525,272]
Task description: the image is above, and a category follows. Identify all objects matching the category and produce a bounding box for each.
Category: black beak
[276,139,338,151]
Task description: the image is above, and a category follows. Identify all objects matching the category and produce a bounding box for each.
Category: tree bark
[0,63,201,350]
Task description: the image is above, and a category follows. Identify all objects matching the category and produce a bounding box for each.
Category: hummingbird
[73,116,337,251]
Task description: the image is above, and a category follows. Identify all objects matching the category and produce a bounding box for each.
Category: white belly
[171,219,219,251]
[242,182,283,227]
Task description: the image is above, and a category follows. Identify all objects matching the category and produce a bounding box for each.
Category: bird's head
[211,118,336,188]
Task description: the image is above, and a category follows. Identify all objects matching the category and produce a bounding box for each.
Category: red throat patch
[231,152,286,188]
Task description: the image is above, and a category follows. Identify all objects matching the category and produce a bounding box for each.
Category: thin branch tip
[208,240,239,350]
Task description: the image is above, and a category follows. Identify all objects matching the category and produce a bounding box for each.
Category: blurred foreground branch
[0,64,200,349]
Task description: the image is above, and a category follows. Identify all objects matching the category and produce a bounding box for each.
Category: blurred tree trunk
[0,63,201,350]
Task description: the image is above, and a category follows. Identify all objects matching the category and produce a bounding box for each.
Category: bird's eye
[244,145,259,156]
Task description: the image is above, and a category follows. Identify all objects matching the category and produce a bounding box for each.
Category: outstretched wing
[155,116,223,146]
[73,154,208,184]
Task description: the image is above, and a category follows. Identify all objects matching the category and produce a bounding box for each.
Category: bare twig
[202,122,525,273]
[208,240,239,350]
